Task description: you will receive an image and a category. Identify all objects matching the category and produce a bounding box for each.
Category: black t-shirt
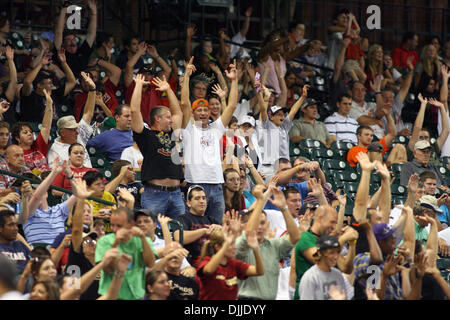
[115,182,144,209]
[19,85,65,123]
[133,128,183,183]
[167,273,199,300]
[176,212,219,266]
[66,243,100,301]
[54,41,94,79]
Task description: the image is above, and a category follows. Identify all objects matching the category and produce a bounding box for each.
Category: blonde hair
[367,44,384,77]
[67,200,94,230]
[200,229,225,261]
[420,44,441,77]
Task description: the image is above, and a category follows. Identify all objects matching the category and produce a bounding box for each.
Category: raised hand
[20,180,33,200]
[186,24,197,38]
[302,84,310,97]
[81,71,96,90]
[246,230,259,249]
[328,284,346,300]
[152,76,170,92]
[157,214,171,226]
[147,45,158,58]
[268,186,288,209]
[336,189,347,207]
[225,60,237,81]
[135,74,152,86]
[0,99,11,115]
[117,188,135,206]
[228,210,243,236]
[298,210,313,234]
[43,88,53,105]
[62,234,72,248]
[442,64,450,79]
[356,152,376,172]
[211,83,226,100]
[116,253,132,273]
[417,93,427,105]
[183,56,196,77]
[428,97,445,109]
[406,55,415,71]
[71,178,93,199]
[307,178,324,197]
[370,74,382,92]
[375,161,390,180]
[137,42,148,56]
[57,48,67,64]
[382,254,401,276]
[251,184,267,199]
[103,248,120,267]
[222,223,235,246]
[5,46,14,60]
[407,173,419,194]
[130,226,145,238]
[41,53,52,66]
[87,0,98,12]
[245,6,253,17]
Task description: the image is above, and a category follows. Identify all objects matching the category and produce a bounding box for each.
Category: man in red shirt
[392,32,419,70]
[73,60,121,122]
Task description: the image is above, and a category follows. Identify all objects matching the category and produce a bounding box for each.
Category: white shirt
[120,146,143,169]
[181,118,226,184]
[256,117,293,164]
[47,119,93,168]
[0,291,27,300]
[324,112,358,144]
[437,106,450,158]
[349,101,385,139]
[230,32,250,59]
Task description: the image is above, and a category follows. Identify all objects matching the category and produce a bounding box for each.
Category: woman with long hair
[414,44,442,93]
[364,44,384,92]
[197,223,264,300]
[143,270,171,300]
[222,168,246,213]
[29,280,60,300]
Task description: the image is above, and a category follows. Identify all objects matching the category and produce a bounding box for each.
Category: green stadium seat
[289,143,312,159]
[311,148,335,161]
[155,220,184,246]
[442,156,450,168]
[391,184,407,196]
[322,159,348,172]
[392,135,409,145]
[298,139,324,149]
[331,141,355,151]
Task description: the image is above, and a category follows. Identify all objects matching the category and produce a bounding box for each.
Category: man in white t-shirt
[181,60,239,223]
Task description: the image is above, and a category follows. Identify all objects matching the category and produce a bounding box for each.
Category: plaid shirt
[354,252,403,300]
[0,162,32,189]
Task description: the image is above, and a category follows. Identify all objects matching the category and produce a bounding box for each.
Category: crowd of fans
[0,2,449,301]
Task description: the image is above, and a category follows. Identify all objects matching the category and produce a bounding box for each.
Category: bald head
[312,205,338,236]
[5,145,25,172]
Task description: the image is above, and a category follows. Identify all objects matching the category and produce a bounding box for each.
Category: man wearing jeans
[130,74,187,219]
[180,58,238,223]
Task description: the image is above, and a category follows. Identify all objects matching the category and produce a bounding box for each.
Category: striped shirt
[23,202,70,245]
[324,112,358,144]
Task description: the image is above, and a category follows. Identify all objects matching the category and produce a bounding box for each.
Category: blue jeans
[185,183,225,224]
[141,187,186,219]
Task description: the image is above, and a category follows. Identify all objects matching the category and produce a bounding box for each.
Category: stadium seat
[322,159,348,172]
[298,139,324,149]
[311,148,335,161]
[392,135,409,145]
[289,143,312,159]
[155,220,184,246]
[442,156,450,168]
[331,141,355,151]
[391,184,407,196]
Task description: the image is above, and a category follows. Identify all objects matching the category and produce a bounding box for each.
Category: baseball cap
[82,231,98,240]
[372,223,395,241]
[313,235,340,257]
[414,140,431,151]
[300,98,318,110]
[239,115,256,127]
[134,209,157,222]
[368,142,384,152]
[419,195,443,213]
[57,116,80,130]
[192,98,210,111]
[269,105,286,115]
[138,64,154,75]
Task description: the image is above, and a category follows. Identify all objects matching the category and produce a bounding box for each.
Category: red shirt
[73,79,119,121]
[197,256,250,300]
[347,137,388,167]
[23,132,50,173]
[346,39,365,60]
[124,82,163,124]
[52,166,99,191]
[392,46,419,69]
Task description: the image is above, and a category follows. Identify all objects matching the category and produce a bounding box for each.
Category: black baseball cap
[134,209,156,222]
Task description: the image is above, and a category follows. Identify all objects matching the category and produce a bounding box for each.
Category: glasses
[83,239,97,245]
[187,184,205,199]
[194,86,207,91]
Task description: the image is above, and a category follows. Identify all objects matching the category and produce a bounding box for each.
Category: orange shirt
[347,137,388,167]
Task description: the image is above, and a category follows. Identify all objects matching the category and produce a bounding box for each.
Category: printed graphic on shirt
[157,132,173,157]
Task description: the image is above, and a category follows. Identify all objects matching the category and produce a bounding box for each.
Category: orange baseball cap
[192,99,210,110]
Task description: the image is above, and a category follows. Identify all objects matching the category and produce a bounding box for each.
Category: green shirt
[235,232,293,300]
[289,118,331,143]
[294,232,317,300]
[95,233,157,300]
[414,220,429,246]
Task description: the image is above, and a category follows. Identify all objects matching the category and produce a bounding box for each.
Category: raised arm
[268,186,300,244]
[98,59,122,87]
[147,45,171,80]
[383,108,397,147]
[440,64,449,111]
[429,98,450,151]
[202,224,236,275]
[17,181,32,225]
[221,60,239,127]
[124,42,147,88]
[333,37,351,83]
[244,230,265,276]
[54,6,68,50]
[408,93,428,151]
[40,89,53,145]
[274,61,287,108]
[180,57,195,128]
[21,54,50,97]
[80,72,96,125]
[57,49,77,96]
[4,46,17,102]
[396,56,415,103]
[246,184,272,233]
[307,178,328,206]
[185,24,196,61]
[240,7,252,37]
[353,152,375,223]
[375,161,392,223]
[288,85,309,121]
[85,0,98,48]
[153,76,183,130]
[130,74,151,134]
[70,179,94,253]
[210,62,228,95]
